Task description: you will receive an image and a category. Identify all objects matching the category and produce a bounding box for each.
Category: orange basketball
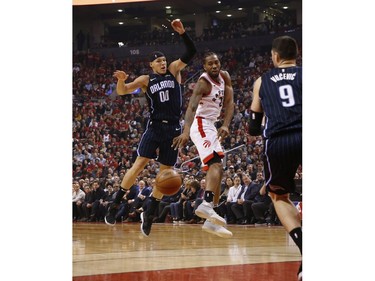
[155,169,182,195]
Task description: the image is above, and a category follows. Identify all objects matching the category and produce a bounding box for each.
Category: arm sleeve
[248,110,263,136]
[180,32,197,64]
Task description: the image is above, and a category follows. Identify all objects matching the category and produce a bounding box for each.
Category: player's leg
[201,165,233,237]
[140,125,181,236]
[264,132,302,278]
[269,191,301,233]
[106,126,158,226]
[213,188,220,207]
[264,133,302,253]
[269,190,302,280]
[195,155,226,226]
[140,164,173,236]
[190,119,225,225]
[105,156,149,225]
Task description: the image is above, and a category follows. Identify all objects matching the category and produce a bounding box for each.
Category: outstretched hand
[171,19,185,35]
[217,126,230,142]
[172,132,189,150]
[113,70,129,81]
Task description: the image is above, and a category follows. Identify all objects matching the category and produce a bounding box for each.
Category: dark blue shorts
[137,120,182,166]
[263,131,302,195]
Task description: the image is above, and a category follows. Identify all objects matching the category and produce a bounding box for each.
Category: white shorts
[190,117,224,171]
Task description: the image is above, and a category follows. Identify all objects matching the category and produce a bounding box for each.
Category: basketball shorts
[263,130,302,195]
[190,117,224,171]
[137,120,182,166]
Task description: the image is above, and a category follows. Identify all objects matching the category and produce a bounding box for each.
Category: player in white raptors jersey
[173,52,234,237]
[191,71,226,170]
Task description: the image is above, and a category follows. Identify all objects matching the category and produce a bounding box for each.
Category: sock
[289,227,302,254]
[113,188,127,204]
[204,191,214,203]
[146,197,160,218]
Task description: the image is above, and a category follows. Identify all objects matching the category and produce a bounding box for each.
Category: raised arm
[168,19,197,77]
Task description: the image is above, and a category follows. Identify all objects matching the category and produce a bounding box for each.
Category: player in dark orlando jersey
[105,19,196,237]
[249,35,302,280]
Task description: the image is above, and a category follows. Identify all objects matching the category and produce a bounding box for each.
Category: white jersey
[195,72,225,121]
[190,72,226,171]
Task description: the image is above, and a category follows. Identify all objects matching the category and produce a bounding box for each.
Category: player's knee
[269,187,289,201]
[206,152,223,168]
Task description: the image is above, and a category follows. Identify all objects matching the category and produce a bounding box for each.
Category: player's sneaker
[195,201,226,226]
[104,203,118,226]
[140,212,153,237]
[297,262,302,281]
[202,220,233,238]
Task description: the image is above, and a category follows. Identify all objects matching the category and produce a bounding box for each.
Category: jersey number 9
[279,85,295,107]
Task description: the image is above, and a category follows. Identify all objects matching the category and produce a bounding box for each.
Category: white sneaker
[297,263,302,281]
[202,220,233,238]
[195,201,226,226]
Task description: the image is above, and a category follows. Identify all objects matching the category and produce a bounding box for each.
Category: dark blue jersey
[260,66,302,138]
[145,70,182,124]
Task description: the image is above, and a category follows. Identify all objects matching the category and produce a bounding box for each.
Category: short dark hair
[272,36,298,60]
[203,51,218,63]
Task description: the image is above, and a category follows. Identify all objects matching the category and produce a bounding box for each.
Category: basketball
[155,169,182,195]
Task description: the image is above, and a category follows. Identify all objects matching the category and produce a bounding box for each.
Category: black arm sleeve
[248,110,263,136]
[180,32,197,64]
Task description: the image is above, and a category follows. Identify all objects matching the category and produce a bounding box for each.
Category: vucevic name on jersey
[145,70,182,123]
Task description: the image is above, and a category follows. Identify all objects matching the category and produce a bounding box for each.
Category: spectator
[240,172,264,224]
[185,179,205,224]
[114,183,139,222]
[79,184,93,222]
[153,181,183,223]
[170,180,191,223]
[127,180,152,222]
[99,184,118,218]
[224,175,242,224]
[87,180,107,222]
[252,183,272,226]
[72,181,85,221]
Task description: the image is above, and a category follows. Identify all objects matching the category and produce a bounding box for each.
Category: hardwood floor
[73,222,301,281]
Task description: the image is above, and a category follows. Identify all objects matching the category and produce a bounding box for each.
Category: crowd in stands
[72,44,302,226]
[93,17,300,48]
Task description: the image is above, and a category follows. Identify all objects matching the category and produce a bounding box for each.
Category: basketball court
[73,222,301,280]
